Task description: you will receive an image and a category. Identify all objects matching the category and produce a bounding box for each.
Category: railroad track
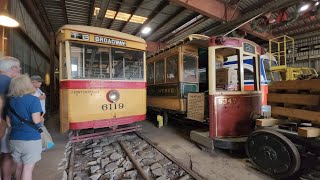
[62,131,203,180]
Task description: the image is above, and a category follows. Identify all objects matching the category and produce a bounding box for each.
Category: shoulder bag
[7,104,55,151]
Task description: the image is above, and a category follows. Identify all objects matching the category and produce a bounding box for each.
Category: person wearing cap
[31,76,46,116]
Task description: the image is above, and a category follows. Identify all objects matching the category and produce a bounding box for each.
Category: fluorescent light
[299,4,310,12]
[94,8,147,24]
[316,2,319,6]
[0,15,19,27]
[141,27,151,34]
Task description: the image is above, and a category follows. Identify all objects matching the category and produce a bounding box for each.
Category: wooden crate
[261,79,320,138]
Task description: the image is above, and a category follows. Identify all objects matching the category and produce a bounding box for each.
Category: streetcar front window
[68,42,144,80]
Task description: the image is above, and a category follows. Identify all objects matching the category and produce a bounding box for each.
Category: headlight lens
[107,90,120,103]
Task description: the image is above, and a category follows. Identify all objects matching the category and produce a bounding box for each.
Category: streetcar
[56,25,147,134]
[147,35,262,149]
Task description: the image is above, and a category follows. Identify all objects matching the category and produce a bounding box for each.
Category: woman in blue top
[7,75,43,180]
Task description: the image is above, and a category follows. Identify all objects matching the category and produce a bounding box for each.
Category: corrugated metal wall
[9,0,50,77]
[287,36,320,72]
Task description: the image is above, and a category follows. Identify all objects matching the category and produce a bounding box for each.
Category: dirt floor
[34,115,271,180]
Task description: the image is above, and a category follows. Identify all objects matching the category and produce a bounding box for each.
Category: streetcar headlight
[107,90,120,103]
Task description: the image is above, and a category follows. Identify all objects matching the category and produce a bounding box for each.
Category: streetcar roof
[147,34,209,58]
[57,25,146,44]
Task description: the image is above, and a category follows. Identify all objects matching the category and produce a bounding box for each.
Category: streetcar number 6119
[102,103,124,111]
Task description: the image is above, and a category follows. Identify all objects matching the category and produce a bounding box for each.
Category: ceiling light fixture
[299,4,310,12]
[141,27,151,34]
[316,1,320,6]
[0,2,19,28]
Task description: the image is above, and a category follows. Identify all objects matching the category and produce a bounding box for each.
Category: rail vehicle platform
[190,129,248,150]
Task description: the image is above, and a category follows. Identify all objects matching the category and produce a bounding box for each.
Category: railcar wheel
[246,129,301,178]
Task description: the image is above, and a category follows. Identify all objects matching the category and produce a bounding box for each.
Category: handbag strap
[7,103,43,133]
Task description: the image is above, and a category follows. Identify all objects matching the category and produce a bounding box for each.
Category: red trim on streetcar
[60,80,146,89]
[69,114,146,130]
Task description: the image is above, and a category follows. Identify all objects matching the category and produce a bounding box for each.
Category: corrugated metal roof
[36,0,318,44]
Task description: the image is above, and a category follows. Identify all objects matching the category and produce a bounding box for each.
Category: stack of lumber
[258,79,320,138]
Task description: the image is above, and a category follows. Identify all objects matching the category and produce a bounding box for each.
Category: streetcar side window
[155,60,165,84]
[147,63,154,84]
[183,54,197,82]
[166,54,178,83]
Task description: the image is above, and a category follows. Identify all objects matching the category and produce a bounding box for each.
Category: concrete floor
[33,116,271,180]
[34,114,67,180]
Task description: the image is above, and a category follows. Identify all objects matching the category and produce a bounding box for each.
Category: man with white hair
[0,56,21,94]
[0,56,21,180]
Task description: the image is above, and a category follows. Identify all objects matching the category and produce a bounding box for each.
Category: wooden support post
[49,32,55,113]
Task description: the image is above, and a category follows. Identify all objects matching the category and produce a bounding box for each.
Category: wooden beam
[119,0,143,32]
[107,0,122,29]
[95,0,111,27]
[133,0,169,36]
[269,79,320,91]
[61,0,68,24]
[268,93,320,106]
[256,118,280,127]
[271,106,320,124]
[145,7,185,40]
[87,0,95,26]
[298,127,320,138]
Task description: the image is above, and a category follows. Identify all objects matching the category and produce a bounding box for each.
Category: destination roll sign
[94,36,126,46]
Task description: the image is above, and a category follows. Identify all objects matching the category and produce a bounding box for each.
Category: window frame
[155,59,165,84]
[147,62,155,85]
[182,53,198,82]
[165,53,179,83]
